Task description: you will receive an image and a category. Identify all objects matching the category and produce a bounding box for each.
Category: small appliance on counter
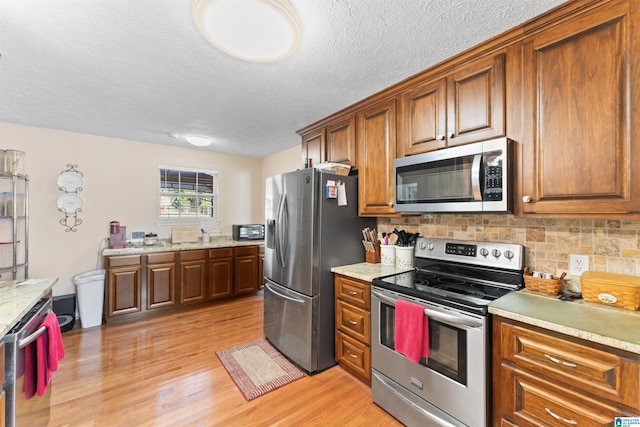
[232,224,264,241]
[109,221,126,249]
[144,233,158,246]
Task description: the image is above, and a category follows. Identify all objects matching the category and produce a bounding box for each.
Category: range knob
[491,249,502,259]
[479,248,489,258]
[504,250,514,260]
[419,242,426,250]
[427,243,435,251]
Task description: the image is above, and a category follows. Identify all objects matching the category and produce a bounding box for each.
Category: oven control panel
[416,237,524,271]
[445,243,476,257]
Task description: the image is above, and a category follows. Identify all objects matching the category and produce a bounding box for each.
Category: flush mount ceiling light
[185,135,212,146]
[193,0,301,62]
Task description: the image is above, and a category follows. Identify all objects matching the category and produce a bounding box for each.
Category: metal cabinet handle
[544,408,577,425]
[346,350,358,359]
[448,133,455,138]
[523,196,532,203]
[346,290,358,296]
[544,353,578,368]
[436,134,445,141]
[387,201,394,207]
[347,319,358,326]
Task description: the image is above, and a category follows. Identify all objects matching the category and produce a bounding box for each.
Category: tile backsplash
[377,215,640,292]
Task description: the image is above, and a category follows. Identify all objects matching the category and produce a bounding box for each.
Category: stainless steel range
[371,237,524,427]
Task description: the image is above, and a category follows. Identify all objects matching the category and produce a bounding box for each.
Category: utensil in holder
[523,267,566,295]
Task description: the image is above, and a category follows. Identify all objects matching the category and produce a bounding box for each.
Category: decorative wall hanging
[58,164,83,231]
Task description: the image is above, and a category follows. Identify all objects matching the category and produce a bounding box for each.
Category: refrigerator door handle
[265,282,305,304]
[275,194,288,268]
[275,194,285,268]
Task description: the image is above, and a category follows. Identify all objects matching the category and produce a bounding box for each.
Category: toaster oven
[232,224,265,241]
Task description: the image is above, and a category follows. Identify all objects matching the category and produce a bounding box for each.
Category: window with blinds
[159,166,218,224]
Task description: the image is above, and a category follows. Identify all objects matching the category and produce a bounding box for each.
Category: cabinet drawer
[336,300,370,344]
[235,245,257,256]
[501,322,640,409]
[146,252,175,264]
[180,249,207,261]
[336,331,371,382]
[209,247,233,259]
[335,275,370,309]
[107,255,141,268]
[503,367,637,426]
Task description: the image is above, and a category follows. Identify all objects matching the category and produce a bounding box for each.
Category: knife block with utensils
[365,241,381,264]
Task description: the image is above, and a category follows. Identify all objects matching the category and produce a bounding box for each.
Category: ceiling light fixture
[193,0,302,62]
[185,135,212,147]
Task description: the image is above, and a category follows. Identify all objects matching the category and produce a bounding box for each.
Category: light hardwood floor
[49,292,402,427]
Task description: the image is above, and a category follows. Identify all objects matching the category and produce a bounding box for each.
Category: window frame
[156,165,220,227]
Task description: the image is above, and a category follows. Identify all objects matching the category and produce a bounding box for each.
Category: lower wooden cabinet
[146,252,176,310]
[493,316,640,425]
[209,248,234,300]
[179,250,207,304]
[105,245,262,322]
[334,274,372,384]
[258,245,265,289]
[234,245,259,295]
[106,255,142,318]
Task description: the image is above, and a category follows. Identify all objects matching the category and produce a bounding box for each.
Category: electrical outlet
[569,254,589,276]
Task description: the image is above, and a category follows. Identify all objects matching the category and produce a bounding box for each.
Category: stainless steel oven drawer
[372,370,465,427]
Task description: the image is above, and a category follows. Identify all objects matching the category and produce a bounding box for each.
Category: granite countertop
[0,277,58,337]
[331,262,413,282]
[489,290,640,354]
[103,237,264,256]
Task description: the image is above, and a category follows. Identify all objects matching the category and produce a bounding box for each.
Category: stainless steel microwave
[394,137,513,213]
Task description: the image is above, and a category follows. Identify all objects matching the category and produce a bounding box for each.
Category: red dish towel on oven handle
[394,299,429,363]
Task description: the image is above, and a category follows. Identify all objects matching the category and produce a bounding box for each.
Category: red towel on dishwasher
[35,313,65,397]
[394,299,429,363]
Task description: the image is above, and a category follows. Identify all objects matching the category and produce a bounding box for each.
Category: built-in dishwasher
[3,296,53,427]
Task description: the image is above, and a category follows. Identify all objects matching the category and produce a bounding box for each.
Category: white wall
[0,122,276,296]
[261,145,302,185]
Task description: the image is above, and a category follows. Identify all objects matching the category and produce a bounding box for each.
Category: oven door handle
[372,290,484,328]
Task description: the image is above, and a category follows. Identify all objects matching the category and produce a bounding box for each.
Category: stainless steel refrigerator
[264,168,375,374]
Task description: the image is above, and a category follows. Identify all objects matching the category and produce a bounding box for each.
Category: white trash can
[73,269,105,328]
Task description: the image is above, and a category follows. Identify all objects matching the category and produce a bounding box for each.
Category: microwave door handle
[471,154,482,201]
[371,290,483,328]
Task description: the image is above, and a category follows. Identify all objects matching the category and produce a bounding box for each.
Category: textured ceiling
[0,0,567,158]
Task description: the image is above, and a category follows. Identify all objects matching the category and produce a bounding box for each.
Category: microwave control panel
[483,151,503,201]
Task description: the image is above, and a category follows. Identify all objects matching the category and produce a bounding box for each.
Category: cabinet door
[209,257,234,300]
[235,255,258,294]
[326,114,357,167]
[397,77,447,156]
[106,266,142,317]
[520,0,640,215]
[446,53,505,147]
[356,97,398,216]
[179,259,207,304]
[146,262,176,310]
[302,127,325,168]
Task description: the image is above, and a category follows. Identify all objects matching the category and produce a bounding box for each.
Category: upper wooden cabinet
[397,53,506,157]
[301,128,325,168]
[326,114,356,166]
[301,114,357,168]
[356,97,398,216]
[518,0,640,216]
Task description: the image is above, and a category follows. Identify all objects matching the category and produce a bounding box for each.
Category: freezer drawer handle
[265,282,305,304]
